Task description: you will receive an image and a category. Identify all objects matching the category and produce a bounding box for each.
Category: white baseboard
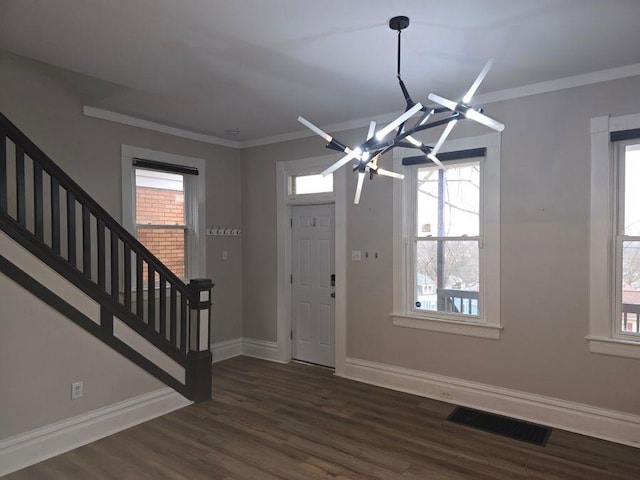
[241,337,283,362]
[211,338,242,363]
[210,337,283,363]
[0,388,191,477]
[341,357,640,448]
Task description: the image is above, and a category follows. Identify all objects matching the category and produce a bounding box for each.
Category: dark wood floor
[6,356,640,479]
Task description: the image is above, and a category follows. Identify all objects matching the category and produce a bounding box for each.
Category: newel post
[186,278,214,402]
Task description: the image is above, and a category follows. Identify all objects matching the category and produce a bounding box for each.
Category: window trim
[589,114,640,358]
[121,145,206,283]
[391,133,501,339]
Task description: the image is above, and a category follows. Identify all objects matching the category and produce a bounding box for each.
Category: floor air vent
[447,407,552,446]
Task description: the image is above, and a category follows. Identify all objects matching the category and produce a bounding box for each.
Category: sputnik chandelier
[298,16,505,204]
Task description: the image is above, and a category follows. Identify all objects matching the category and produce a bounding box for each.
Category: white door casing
[292,204,335,367]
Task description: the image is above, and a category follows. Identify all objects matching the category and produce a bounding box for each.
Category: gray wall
[241,136,327,340]
[241,75,640,415]
[0,272,164,439]
[0,51,243,343]
[0,51,243,439]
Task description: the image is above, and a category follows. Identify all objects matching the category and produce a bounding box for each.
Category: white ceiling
[2,0,640,143]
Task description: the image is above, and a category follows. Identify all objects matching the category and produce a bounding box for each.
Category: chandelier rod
[397,28,402,76]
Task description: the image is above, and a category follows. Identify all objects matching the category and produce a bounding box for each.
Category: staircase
[0,111,212,402]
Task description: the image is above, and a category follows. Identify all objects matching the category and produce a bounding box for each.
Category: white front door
[292,204,335,367]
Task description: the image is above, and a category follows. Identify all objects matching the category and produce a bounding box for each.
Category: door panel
[292,204,335,367]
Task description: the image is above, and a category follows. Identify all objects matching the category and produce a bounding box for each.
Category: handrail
[0,111,193,299]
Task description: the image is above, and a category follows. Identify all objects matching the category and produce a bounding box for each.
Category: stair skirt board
[0,388,191,477]
[0,229,100,323]
[113,318,185,383]
[448,406,552,446]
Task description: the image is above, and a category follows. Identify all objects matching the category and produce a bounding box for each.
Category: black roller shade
[402,147,486,166]
[133,158,199,176]
[610,128,640,143]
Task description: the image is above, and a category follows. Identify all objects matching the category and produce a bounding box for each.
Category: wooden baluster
[66,190,76,267]
[180,293,188,354]
[97,218,105,289]
[0,134,6,213]
[123,244,132,311]
[136,254,143,320]
[82,204,91,278]
[170,286,177,346]
[50,177,60,255]
[159,275,167,337]
[16,145,26,227]
[111,230,119,301]
[33,163,44,241]
[148,264,155,329]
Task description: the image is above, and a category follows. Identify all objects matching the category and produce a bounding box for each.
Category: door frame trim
[276,155,346,374]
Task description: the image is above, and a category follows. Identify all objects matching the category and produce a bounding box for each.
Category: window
[135,168,188,278]
[616,142,640,336]
[413,160,480,318]
[589,114,640,359]
[391,133,501,339]
[290,173,333,195]
[286,168,334,205]
[121,146,205,283]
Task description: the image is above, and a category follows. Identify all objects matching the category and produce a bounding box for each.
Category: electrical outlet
[71,381,83,400]
[222,250,228,260]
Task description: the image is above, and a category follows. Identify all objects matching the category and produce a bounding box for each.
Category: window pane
[137,227,186,279]
[135,169,185,225]
[417,161,479,236]
[292,173,333,195]
[624,144,640,235]
[622,240,640,333]
[414,240,479,316]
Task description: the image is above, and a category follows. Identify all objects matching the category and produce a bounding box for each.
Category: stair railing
[0,111,212,402]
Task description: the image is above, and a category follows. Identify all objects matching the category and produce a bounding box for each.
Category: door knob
[330,292,335,298]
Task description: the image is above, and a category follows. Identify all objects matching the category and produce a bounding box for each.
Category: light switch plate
[351,250,362,261]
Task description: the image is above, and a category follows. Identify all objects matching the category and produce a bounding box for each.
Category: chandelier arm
[393,113,460,144]
[395,140,424,149]
[362,137,395,154]
[415,109,433,127]
[432,106,453,115]
[325,138,348,153]
[398,76,414,108]
[349,112,460,160]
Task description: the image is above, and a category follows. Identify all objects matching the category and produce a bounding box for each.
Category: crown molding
[84,63,640,150]
[82,106,241,149]
[474,62,640,105]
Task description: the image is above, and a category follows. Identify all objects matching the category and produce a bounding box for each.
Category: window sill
[390,313,502,339]
[586,336,640,359]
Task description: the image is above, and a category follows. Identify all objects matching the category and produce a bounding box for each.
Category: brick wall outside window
[136,185,186,278]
